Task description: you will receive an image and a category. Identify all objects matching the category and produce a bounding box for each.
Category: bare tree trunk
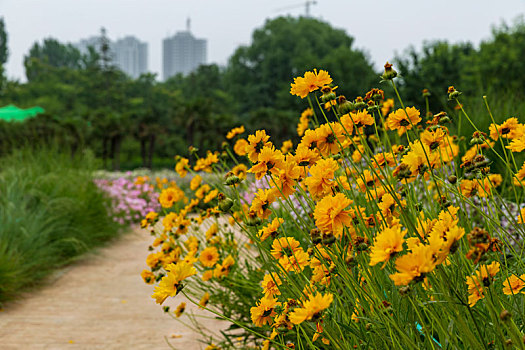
[102,136,108,169]
[111,135,121,171]
[147,134,155,169]
[140,137,147,168]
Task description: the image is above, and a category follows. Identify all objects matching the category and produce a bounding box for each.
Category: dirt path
[0,229,225,350]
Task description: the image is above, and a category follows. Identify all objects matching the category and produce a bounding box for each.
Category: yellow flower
[151,261,196,304]
[489,117,525,140]
[261,272,282,297]
[271,236,301,260]
[194,152,219,172]
[246,130,271,162]
[199,292,210,308]
[204,189,219,203]
[290,69,332,99]
[304,158,339,198]
[258,217,284,241]
[289,292,333,325]
[369,225,405,267]
[159,187,184,208]
[316,122,346,156]
[249,146,285,180]
[249,188,276,219]
[190,175,202,191]
[175,302,186,317]
[280,248,309,272]
[213,255,235,279]
[202,270,213,281]
[341,110,374,134]
[401,140,440,176]
[389,245,436,286]
[503,274,525,295]
[281,139,293,154]
[175,158,189,177]
[294,144,320,167]
[226,125,245,139]
[232,163,248,180]
[313,193,353,238]
[233,138,249,156]
[250,295,280,326]
[273,157,301,198]
[466,262,500,307]
[420,127,446,150]
[514,162,525,186]
[141,269,155,284]
[381,98,394,116]
[386,107,421,136]
[507,135,525,152]
[199,246,219,268]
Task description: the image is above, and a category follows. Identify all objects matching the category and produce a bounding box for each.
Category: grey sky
[2,0,524,81]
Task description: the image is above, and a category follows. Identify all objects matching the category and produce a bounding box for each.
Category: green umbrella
[0,104,45,122]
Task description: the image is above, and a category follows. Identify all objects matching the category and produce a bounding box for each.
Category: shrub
[0,148,120,303]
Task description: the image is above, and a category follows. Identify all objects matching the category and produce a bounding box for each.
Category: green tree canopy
[24,38,83,81]
[225,16,377,113]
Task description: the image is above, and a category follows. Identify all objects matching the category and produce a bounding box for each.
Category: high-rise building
[74,35,148,78]
[163,19,207,79]
[113,36,148,78]
[75,36,101,56]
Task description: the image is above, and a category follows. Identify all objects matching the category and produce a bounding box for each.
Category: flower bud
[448,175,457,184]
[422,89,431,98]
[447,86,461,100]
[500,310,512,322]
[381,62,398,80]
[399,286,411,295]
[219,198,234,213]
[354,96,366,110]
[225,173,241,186]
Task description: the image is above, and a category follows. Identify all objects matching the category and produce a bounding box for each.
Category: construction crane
[274,0,318,18]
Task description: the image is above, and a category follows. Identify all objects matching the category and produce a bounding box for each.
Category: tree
[224,16,377,113]
[0,17,8,91]
[24,38,83,81]
[394,41,475,111]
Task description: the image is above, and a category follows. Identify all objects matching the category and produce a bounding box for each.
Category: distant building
[75,36,101,56]
[113,36,148,78]
[74,35,148,78]
[163,19,207,79]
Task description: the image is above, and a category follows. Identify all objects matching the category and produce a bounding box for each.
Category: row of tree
[0,16,524,169]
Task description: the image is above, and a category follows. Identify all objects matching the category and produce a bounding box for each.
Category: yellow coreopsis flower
[389,245,436,286]
[261,272,282,297]
[289,292,333,325]
[175,302,186,317]
[502,274,525,295]
[313,192,353,238]
[304,158,339,198]
[151,261,196,304]
[290,69,332,99]
[226,125,245,139]
[175,158,189,177]
[489,117,525,140]
[386,107,421,136]
[369,225,405,267]
[199,246,219,268]
[250,295,280,326]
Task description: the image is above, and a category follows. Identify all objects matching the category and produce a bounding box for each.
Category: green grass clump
[0,148,121,303]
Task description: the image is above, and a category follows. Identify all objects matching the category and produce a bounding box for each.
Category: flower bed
[140,65,525,349]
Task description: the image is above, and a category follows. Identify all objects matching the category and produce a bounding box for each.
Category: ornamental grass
[141,64,525,349]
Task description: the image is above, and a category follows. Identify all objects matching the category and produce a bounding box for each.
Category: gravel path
[0,229,225,350]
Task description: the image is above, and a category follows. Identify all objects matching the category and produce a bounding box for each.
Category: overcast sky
[1,0,524,81]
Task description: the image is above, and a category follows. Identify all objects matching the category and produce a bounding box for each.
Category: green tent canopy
[0,104,45,122]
